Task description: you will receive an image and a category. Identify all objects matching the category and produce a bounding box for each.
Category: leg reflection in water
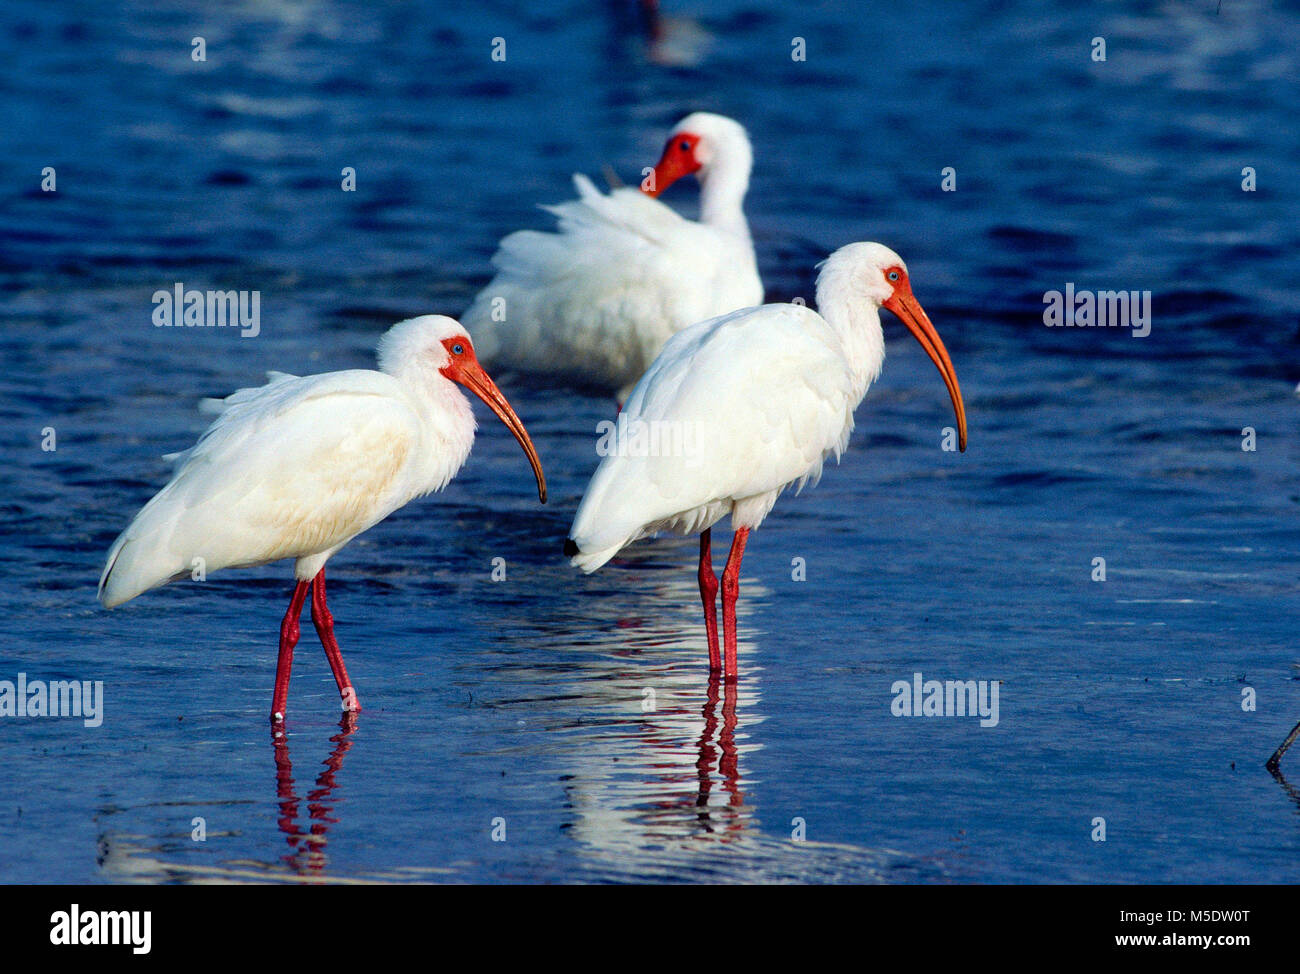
[271,713,358,875]
[694,672,744,838]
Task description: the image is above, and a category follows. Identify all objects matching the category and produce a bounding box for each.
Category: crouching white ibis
[462,111,763,402]
[564,243,967,678]
[98,316,547,720]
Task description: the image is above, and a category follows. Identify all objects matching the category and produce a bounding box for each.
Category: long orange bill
[645,141,698,198]
[457,364,548,503]
[884,292,968,452]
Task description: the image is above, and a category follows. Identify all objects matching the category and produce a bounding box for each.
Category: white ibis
[563,243,967,677]
[463,112,763,402]
[98,315,547,721]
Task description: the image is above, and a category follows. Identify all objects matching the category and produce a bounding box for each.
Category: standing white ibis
[463,112,763,402]
[98,315,547,721]
[564,243,967,677]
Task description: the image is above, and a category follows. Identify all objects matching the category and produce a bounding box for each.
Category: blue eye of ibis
[679,140,691,152]
[452,343,464,355]
[888,271,899,281]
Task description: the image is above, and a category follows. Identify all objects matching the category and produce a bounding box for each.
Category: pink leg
[698,529,721,671]
[310,569,361,713]
[720,528,750,681]
[272,581,311,722]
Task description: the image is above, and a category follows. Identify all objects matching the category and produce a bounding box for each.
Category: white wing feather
[463,174,762,396]
[568,304,855,570]
[100,371,423,607]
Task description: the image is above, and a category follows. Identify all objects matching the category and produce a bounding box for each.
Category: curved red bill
[883,292,968,452]
[445,352,547,503]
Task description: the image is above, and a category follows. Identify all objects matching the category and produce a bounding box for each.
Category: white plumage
[101,368,451,608]
[463,112,763,401]
[567,302,855,572]
[98,315,546,719]
[565,242,968,678]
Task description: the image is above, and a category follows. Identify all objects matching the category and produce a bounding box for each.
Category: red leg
[272,581,311,722]
[310,568,361,713]
[720,528,750,681]
[698,528,720,671]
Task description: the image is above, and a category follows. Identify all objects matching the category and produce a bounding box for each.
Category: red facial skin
[879,266,968,452]
[645,132,702,198]
[439,337,547,502]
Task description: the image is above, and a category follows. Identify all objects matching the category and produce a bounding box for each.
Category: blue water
[2,0,1298,883]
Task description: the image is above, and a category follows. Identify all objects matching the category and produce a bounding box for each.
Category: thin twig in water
[1266,716,1300,774]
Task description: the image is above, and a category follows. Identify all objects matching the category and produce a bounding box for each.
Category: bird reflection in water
[556,657,757,874]
[535,558,765,854]
[270,714,358,874]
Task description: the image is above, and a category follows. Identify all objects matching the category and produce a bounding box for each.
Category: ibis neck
[816,281,887,404]
[390,365,478,494]
[697,165,751,241]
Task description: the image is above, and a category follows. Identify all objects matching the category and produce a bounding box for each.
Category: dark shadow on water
[1267,715,1300,820]
[1266,716,1300,778]
[1269,766,1300,816]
